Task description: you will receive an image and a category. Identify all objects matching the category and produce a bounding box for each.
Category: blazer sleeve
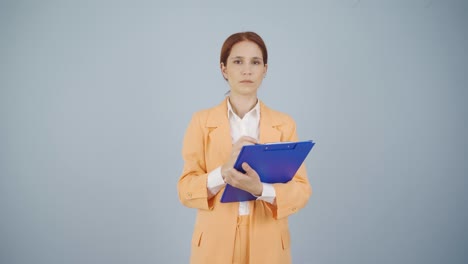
[177,112,213,210]
[270,116,312,219]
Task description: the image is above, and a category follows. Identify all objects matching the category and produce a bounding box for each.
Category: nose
[242,64,252,75]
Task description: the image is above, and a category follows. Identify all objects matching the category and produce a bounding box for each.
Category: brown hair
[220,31,268,67]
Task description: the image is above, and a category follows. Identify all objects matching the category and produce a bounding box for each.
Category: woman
[178,31,312,264]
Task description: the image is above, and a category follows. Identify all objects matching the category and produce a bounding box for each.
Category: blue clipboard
[220,140,315,203]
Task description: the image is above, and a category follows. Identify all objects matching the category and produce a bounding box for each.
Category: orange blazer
[178,98,312,264]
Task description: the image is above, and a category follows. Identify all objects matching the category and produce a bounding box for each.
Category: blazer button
[187,192,192,198]
[291,207,297,212]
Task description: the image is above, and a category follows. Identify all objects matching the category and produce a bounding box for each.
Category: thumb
[242,162,253,175]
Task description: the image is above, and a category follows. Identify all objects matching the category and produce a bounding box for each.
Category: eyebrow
[230,56,264,61]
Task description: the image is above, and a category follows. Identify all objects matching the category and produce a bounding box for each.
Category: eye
[233,60,242,64]
[253,60,261,65]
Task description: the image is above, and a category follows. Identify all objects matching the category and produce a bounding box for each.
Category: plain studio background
[1,1,467,263]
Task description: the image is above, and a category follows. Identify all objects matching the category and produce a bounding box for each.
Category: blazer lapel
[206,98,232,166]
[259,101,282,143]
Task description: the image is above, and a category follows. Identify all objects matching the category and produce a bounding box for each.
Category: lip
[240,80,254,83]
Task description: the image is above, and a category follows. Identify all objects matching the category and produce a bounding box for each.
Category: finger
[229,170,249,189]
[237,136,258,145]
[223,172,233,185]
[239,135,257,142]
[232,138,257,154]
[225,169,243,185]
[226,174,239,188]
[242,162,258,178]
[242,162,251,173]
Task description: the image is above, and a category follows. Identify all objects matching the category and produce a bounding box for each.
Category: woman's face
[221,41,268,97]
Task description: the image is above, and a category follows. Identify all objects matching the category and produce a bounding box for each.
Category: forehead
[229,41,263,58]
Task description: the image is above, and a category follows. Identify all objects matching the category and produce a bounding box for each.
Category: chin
[233,87,258,96]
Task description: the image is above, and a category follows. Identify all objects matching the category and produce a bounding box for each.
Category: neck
[228,94,258,119]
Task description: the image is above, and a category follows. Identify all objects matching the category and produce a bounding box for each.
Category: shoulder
[191,108,210,121]
[190,99,226,126]
[261,101,297,127]
[261,101,300,141]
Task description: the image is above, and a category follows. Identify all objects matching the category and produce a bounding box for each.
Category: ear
[220,62,228,80]
[263,63,268,77]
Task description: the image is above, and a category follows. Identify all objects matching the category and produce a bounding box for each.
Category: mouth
[240,80,254,83]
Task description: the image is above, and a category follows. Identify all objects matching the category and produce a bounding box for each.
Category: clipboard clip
[264,143,297,151]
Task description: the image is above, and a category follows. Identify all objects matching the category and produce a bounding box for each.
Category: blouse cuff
[207,166,225,196]
[255,183,276,204]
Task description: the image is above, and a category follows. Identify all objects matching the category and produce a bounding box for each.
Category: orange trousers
[232,215,250,264]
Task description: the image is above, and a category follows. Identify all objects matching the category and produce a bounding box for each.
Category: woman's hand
[224,162,263,196]
[221,136,263,196]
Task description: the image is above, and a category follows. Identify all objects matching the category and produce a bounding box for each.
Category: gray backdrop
[1,1,467,263]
